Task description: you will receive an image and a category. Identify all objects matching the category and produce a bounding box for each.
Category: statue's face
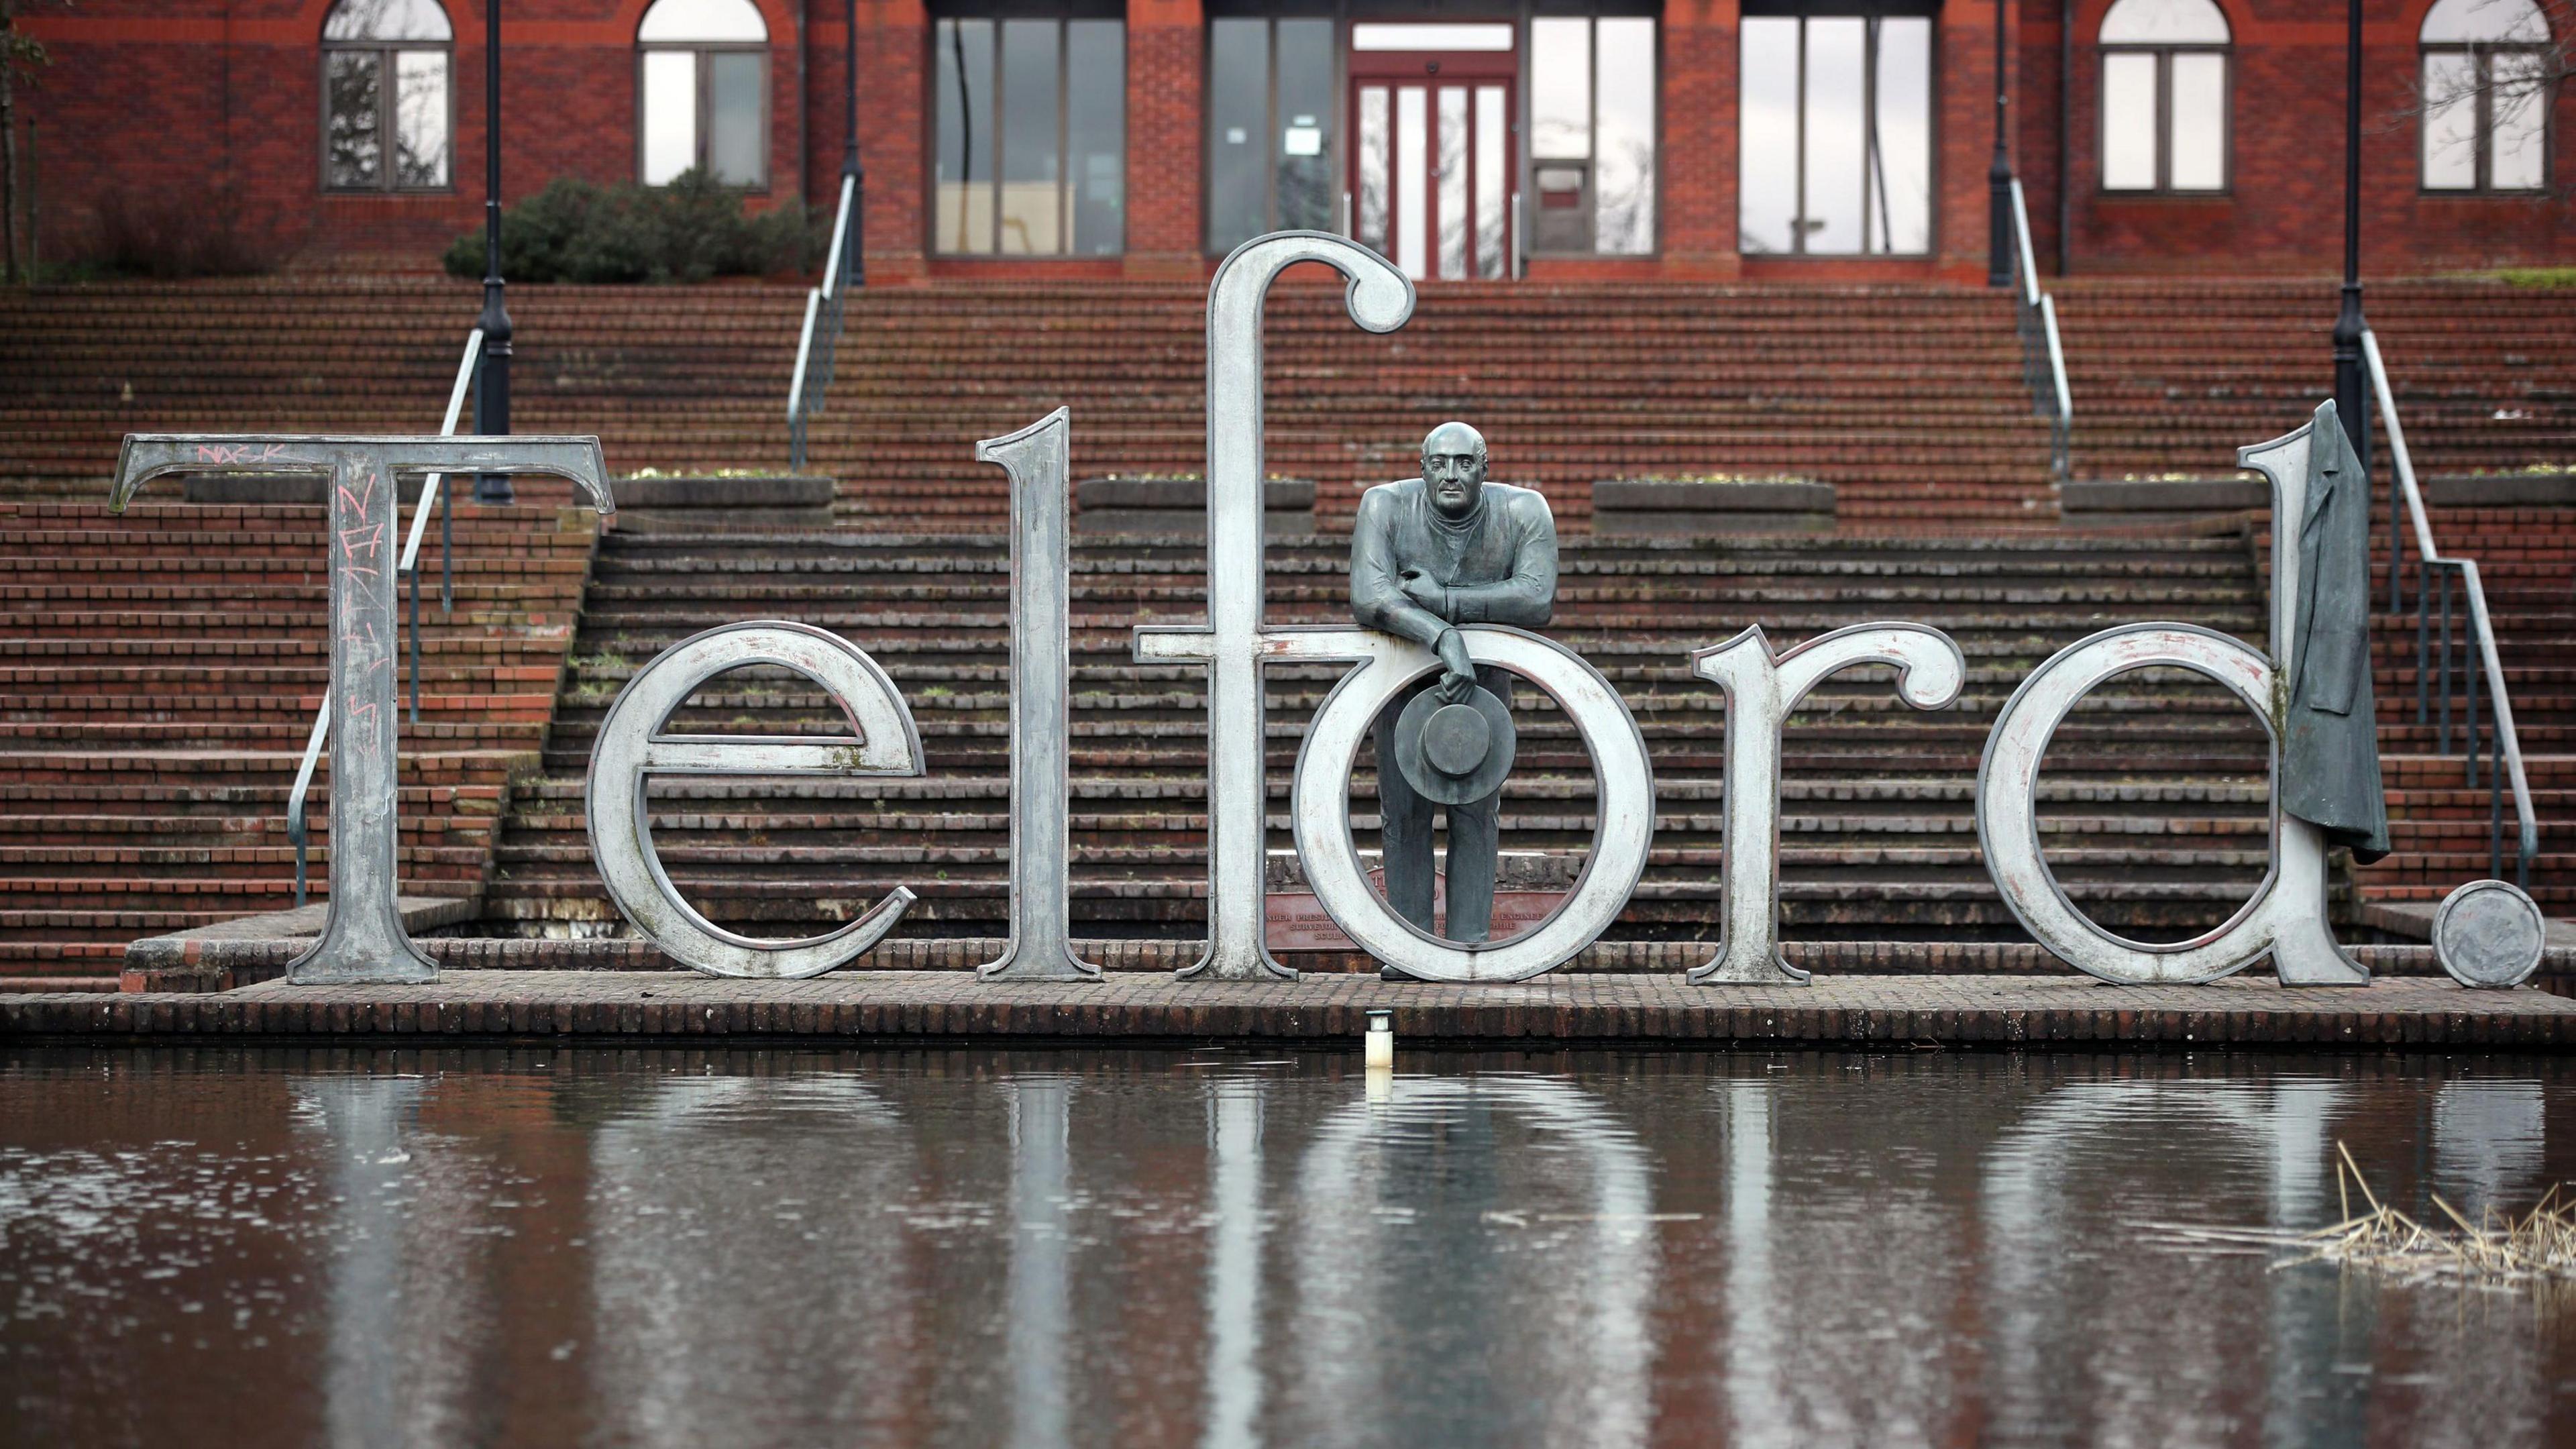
[1423,441,1487,519]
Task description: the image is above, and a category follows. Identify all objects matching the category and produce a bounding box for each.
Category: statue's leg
[1444,791,1501,943]
[1372,704,1437,934]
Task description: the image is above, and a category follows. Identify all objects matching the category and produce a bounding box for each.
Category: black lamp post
[1988,0,2015,287]
[2330,0,2369,475]
[844,0,864,289]
[473,0,514,504]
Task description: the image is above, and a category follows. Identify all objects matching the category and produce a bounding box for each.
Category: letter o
[587,621,925,979]
[1288,627,1654,983]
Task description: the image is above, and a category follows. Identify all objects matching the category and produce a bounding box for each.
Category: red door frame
[1348,42,1517,279]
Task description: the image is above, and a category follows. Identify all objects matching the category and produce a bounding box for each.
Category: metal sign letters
[111,434,611,984]
[125,239,2393,992]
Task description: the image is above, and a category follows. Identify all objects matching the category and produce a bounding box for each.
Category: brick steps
[468,527,2483,948]
[0,495,598,975]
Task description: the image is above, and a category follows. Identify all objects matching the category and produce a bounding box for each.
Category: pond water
[4,1046,2574,1448]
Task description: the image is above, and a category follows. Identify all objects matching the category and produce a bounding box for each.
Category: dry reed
[2147,1142,2576,1292]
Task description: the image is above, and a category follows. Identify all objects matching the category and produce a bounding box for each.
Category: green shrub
[442,172,822,284]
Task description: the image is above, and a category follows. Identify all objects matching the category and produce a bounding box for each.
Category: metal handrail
[788,174,859,472]
[2363,328,2536,886]
[2006,179,2072,480]
[286,327,484,906]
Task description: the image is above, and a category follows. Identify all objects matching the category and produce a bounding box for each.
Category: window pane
[2421,0,2550,44]
[326,51,383,189]
[1397,85,1428,278]
[392,50,449,187]
[1530,17,1591,161]
[1594,17,1656,254]
[1358,86,1390,252]
[1801,17,1866,253]
[642,49,698,184]
[2101,51,2159,189]
[2490,49,2550,190]
[324,0,453,43]
[1872,19,1932,254]
[1350,23,1512,52]
[934,19,994,253]
[1275,19,1336,233]
[1438,86,1468,278]
[998,19,1061,254]
[1067,20,1124,254]
[1738,17,1799,253]
[706,52,763,185]
[637,0,765,44]
[1475,85,1506,277]
[2421,52,2477,188]
[1207,19,1269,252]
[2098,0,2229,45]
[2165,51,2226,190]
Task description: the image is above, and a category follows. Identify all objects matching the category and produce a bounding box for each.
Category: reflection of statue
[1350,422,1558,943]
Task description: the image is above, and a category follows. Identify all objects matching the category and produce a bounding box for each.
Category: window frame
[2420,41,2555,194]
[1735,11,1937,258]
[1201,15,1346,257]
[634,40,773,190]
[928,14,1126,258]
[2096,38,2233,196]
[1526,13,1664,260]
[319,33,457,194]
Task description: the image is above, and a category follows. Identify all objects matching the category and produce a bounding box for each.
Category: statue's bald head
[1421,421,1489,519]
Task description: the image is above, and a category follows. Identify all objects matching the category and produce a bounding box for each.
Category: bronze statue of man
[1350,421,1559,944]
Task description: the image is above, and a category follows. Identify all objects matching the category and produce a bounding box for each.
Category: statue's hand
[1434,629,1477,704]
[1399,570,1450,616]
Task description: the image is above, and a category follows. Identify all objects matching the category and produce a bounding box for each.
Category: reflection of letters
[111,433,610,983]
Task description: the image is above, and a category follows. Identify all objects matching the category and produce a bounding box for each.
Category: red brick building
[19,0,2575,281]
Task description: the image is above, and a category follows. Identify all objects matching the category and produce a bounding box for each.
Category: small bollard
[1364,1009,1395,1068]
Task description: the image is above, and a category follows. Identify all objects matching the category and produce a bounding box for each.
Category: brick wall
[16,0,2572,278]
[2031,0,2576,276]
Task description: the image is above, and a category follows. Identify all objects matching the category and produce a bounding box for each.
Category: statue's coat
[2281,400,2391,862]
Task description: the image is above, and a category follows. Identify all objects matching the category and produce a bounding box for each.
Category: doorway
[1348,22,1516,280]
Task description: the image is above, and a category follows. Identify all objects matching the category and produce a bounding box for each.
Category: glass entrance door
[1349,23,1515,280]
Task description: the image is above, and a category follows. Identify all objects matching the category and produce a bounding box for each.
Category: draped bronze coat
[2280,400,2391,863]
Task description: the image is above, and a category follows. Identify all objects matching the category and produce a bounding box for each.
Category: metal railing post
[2361,328,2538,904]
[2006,181,2073,482]
[787,174,857,473]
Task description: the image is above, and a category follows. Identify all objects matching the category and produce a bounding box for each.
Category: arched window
[637,0,770,187]
[2098,0,2230,193]
[2422,0,2553,191]
[321,0,453,191]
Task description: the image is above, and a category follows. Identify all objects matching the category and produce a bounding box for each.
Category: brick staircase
[2349,506,2576,917]
[1,277,2061,531]
[2049,278,2576,926]
[0,492,596,986]
[479,524,2330,950]
[2055,279,2576,482]
[4,274,2573,976]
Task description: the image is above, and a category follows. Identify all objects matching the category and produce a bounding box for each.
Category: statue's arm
[1444,493,1557,627]
[1350,490,1452,649]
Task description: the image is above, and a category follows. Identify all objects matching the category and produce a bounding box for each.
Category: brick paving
[6,971,2573,1049]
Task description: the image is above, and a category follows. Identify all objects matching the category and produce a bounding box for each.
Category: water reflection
[7,1049,2576,1448]
[297,1076,495,1449]
[585,1073,917,1446]
[1287,1077,1655,1448]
